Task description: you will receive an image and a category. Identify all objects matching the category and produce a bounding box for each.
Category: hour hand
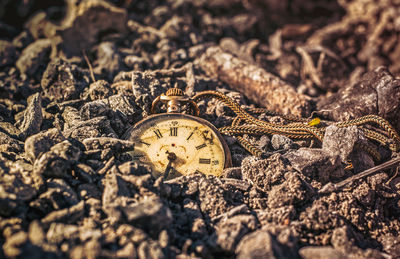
[163,151,177,179]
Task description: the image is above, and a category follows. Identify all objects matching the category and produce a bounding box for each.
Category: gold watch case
[124,113,232,179]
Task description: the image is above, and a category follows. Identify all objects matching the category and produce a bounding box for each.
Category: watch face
[124,113,231,179]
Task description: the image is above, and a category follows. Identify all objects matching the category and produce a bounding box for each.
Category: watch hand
[164,151,177,179]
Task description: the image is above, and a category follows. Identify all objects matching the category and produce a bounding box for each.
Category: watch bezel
[123,113,232,174]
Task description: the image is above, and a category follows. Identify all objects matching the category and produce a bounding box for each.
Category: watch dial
[125,114,228,179]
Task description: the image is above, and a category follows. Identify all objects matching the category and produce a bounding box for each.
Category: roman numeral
[199,158,211,164]
[170,127,178,136]
[187,132,194,140]
[154,129,163,139]
[196,143,206,150]
[139,141,150,146]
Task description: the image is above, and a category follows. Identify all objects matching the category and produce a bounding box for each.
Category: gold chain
[192,90,400,160]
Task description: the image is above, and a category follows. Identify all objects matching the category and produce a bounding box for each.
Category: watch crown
[166,88,184,96]
[151,87,200,116]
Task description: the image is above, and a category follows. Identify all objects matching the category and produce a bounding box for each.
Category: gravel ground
[1,0,400,258]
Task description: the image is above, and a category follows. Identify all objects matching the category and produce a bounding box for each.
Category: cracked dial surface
[124,113,231,179]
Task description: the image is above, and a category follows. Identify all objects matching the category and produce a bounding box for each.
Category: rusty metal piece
[199,46,311,117]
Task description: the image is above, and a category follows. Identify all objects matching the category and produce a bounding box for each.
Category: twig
[319,157,400,194]
[82,50,96,83]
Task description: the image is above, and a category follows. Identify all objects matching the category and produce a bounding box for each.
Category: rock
[267,171,313,208]
[211,214,257,252]
[57,0,127,56]
[16,39,52,78]
[78,95,138,136]
[18,93,42,140]
[33,140,82,178]
[41,200,85,226]
[0,122,21,139]
[41,58,90,102]
[322,125,359,162]
[61,106,82,129]
[257,206,296,225]
[46,223,79,245]
[83,137,135,152]
[119,198,173,238]
[24,128,66,161]
[28,220,45,246]
[93,42,122,80]
[197,176,234,219]
[0,171,35,216]
[2,231,29,258]
[235,230,292,259]
[0,131,23,153]
[317,66,400,132]
[271,135,295,150]
[241,154,290,191]
[87,80,112,100]
[258,135,270,151]
[283,148,344,182]
[381,234,400,257]
[29,179,79,215]
[300,201,340,234]
[299,246,347,259]
[80,100,111,120]
[25,11,57,39]
[77,183,102,200]
[63,116,118,142]
[12,30,34,50]
[0,40,17,67]
[137,240,165,259]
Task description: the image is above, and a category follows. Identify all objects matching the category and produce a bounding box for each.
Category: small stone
[241,154,289,191]
[29,179,79,215]
[271,134,294,150]
[88,80,111,100]
[119,198,173,237]
[0,131,23,153]
[267,171,313,208]
[24,128,66,161]
[63,116,118,142]
[41,58,90,102]
[235,230,291,259]
[28,220,45,246]
[258,135,270,151]
[33,140,82,178]
[0,40,17,67]
[16,39,52,78]
[57,0,127,56]
[211,214,257,252]
[2,231,28,258]
[197,176,233,219]
[137,241,165,259]
[322,125,359,162]
[318,67,400,132]
[18,93,42,140]
[299,246,347,259]
[41,200,85,226]
[12,30,34,50]
[93,42,122,80]
[283,148,343,182]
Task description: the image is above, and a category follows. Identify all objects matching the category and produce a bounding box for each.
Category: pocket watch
[123,88,232,179]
